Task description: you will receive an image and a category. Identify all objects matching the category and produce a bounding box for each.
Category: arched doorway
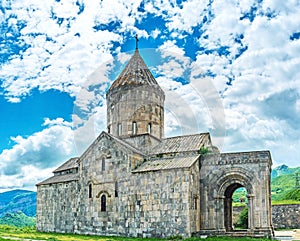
[224,183,249,232]
[232,187,248,230]
[198,151,273,238]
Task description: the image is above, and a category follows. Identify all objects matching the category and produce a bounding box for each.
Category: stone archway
[224,183,245,231]
[196,151,274,238]
[213,169,255,234]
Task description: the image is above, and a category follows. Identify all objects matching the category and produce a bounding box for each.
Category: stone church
[36,45,274,238]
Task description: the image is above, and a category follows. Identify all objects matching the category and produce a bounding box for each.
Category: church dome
[109,49,162,92]
[106,47,165,140]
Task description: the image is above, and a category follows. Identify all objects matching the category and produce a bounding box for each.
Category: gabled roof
[53,157,79,173]
[79,131,145,161]
[150,133,210,155]
[132,155,200,173]
[37,131,145,186]
[106,132,145,156]
[36,173,79,186]
[109,49,161,91]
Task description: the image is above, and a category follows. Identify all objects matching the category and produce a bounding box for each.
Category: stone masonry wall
[75,133,137,236]
[189,160,201,234]
[107,85,165,139]
[272,204,300,229]
[71,132,194,238]
[199,151,273,237]
[75,166,193,238]
[36,180,78,233]
[131,168,192,238]
[233,204,300,229]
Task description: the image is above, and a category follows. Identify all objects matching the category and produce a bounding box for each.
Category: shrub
[235,207,248,229]
[198,146,209,155]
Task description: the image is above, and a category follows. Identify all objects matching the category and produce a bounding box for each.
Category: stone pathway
[275,229,300,241]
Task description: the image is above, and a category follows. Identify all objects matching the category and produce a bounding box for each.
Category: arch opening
[224,183,249,232]
[101,194,106,212]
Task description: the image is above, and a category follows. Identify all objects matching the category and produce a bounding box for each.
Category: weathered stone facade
[197,151,273,237]
[233,204,300,230]
[272,204,300,229]
[36,48,274,238]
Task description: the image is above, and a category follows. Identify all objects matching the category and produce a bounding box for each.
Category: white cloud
[166,0,206,33]
[296,99,300,113]
[0,165,54,192]
[43,117,72,127]
[1,0,300,194]
[151,29,161,39]
[154,46,226,144]
[0,118,77,190]
[185,0,300,166]
[1,0,145,102]
[71,105,107,155]
[158,40,186,58]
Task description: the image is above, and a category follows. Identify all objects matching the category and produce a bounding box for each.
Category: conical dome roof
[109,49,160,91]
[106,46,165,140]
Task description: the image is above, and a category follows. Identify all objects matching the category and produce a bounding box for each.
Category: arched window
[118,123,122,136]
[194,196,198,210]
[88,183,92,198]
[102,157,105,171]
[101,195,106,212]
[147,123,152,134]
[132,121,137,135]
[115,181,118,197]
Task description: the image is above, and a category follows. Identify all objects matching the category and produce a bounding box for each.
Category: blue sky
[1,0,300,192]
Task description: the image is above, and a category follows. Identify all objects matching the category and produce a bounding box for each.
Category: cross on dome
[135,34,139,49]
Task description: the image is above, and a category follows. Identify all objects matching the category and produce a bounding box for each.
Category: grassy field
[0,225,272,241]
[272,199,300,205]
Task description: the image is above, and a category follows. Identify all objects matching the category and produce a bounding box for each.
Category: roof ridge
[162,132,209,140]
[53,157,79,173]
[150,132,210,155]
[36,173,79,186]
[132,154,200,173]
[220,150,271,155]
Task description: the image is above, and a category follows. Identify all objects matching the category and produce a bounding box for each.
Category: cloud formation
[1,0,300,191]
[0,118,76,190]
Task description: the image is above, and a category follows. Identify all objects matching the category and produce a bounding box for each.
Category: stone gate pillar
[224,197,233,231]
[247,194,255,230]
[215,196,226,233]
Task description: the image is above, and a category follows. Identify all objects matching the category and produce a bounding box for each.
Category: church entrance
[224,184,248,232]
[197,151,274,238]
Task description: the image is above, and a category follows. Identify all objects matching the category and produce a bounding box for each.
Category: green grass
[272,199,300,205]
[0,225,271,241]
[232,202,247,207]
[283,188,300,201]
[231,170,300,206]
[271,172,299,201]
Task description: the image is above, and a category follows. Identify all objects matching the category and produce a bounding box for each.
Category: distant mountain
[0,211,35,227]
[271,164,300,179]
[0,190,36,217]
[271,165,300,201]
